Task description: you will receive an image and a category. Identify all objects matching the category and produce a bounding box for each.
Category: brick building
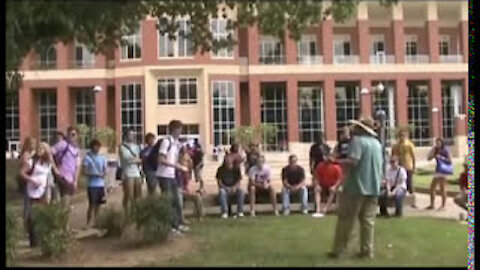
[6,1,468,158]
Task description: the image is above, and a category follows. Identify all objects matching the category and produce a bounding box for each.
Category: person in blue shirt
[82,139,107,228]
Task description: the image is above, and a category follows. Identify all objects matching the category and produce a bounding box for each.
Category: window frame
[157,77,198,105]
[210,18,234,59]
[158,18,194,59]
[212,80,236,147]
[120,30,142,61]
[259,35,285,64]
[298,84,324,143]
[121,83,144,143]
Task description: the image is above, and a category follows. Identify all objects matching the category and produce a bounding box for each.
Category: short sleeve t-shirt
[83,152,107,188]
[119,142,141,178]
[343,136,383,196]
[51,140,80,183]
[385,166,407,190]
[392,140,415,171]
[26,159,52,199]
[315,162,343,188]
[248,165,271,184]
[156,136,182,179]
[216,166,242,187]
[281,165,305,186]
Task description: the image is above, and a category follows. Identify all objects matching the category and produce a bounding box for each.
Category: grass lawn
[414,163,463,193]
[161,215,467,267]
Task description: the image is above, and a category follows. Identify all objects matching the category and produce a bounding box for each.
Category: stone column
[360,78,372,118]
[430,77,442,140]
[56,83,73,132]
[321,19,334,64]
[248,77,261,126]
[357,2,370,64]
[426,1,439,63]
[324,78,337,141]
[285,29,298,64]
[19,83,39,141]
[247,25,260,65]
[286,78,299,142]
[395,77,408,127]
[56,42,70,69]
[392,2,405,64]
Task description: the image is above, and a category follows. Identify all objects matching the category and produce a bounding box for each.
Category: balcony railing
[298,55,323,65]
[333,55,359,64]
[69,60,96,69]
[405,54,430,64]
[370,55,395,64]
[259,55,285,65]
[31,60,57,70]
[440,55,463,63]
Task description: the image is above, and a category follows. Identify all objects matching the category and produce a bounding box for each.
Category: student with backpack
[119,129,142,216]
[82,139,107,228]
[156,120,190,235]
[191,140,205,195]
[141,133,161,196]
[20,142,60,247]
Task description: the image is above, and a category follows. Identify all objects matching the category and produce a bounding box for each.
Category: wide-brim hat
[349,118,378,137]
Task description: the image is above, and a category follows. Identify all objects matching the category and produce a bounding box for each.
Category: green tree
[231,124,278,149]
[6,0,396,92]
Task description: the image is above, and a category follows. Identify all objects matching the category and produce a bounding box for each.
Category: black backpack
[145,137,173,167]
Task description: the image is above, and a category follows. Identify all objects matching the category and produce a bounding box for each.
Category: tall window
[334,35,351,56]
[439,35,450,56]
[6,91,20,144]
[121,31,142,60]
[37,45,57,69]
[39,91,57,144]
[261,83,288,151]
[212,81,235,146]
[442,81,463,145]
[259,36,284,64]
[335,83,359,139]
[407,82,430,146]
[405,35,418,56]
[75,88,96,128]
[179,78,197,104]
[121,83,143,143]
[157,78,197,105]
[159,19,193,58]
[210,18,233,58]
[74,43,95,68]
[371,35,386,63]
[297,35,319,64]
[372,81,396,145]
[298,84,324,143]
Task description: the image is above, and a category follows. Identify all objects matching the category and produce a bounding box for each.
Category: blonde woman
[20,142,60,247]
[18,137,37,232]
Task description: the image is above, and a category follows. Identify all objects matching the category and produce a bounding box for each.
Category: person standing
[329,118,383,260]
[118,129,142,215]
[156,120,190,234]
[313,151,343,217]
[281,155,308,215]
[51,126,81,211]
[245,143,260,175]
[248,155,278,217]
[335,127,351,160]
[82,139,107,228]
[227,143,244,170]
[190,140,205,195]
[216,157,245,218]
[426,138,453,210]
[141,133,160,195]
[391,129,416,208]
[378,154,408,217]
[21,142,60,247]
[309,131,331,179]
[18,137,37,234]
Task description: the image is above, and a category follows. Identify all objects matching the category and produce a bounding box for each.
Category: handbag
[436,158,453,175]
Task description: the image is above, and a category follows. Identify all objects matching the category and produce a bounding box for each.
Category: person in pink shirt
[51,126,82,210]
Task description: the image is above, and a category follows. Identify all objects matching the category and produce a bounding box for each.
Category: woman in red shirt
[313,151,343,217]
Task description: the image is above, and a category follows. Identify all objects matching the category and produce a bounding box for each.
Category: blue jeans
[219,187,245,215]
[379,188,407,216]
[158,177,182,228]
[145,170,158,194]
[282,186,308,213]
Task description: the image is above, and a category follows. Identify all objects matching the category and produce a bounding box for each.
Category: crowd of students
[15,118,468,250]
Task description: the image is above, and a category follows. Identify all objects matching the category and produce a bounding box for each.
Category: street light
[432,107,441,140]
[90,85,103,142]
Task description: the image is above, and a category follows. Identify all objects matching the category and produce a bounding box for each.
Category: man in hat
[328,117,383,260]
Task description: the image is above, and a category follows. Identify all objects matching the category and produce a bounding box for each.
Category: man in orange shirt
[313,150,343,217]
[391,129,416,208]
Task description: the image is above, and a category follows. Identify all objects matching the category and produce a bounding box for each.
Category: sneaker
[312,213,324,218]
[302,209,308,215]
[250,211,256,217]
[283,210,290,216]
[425,205,435,210]
[170,228,182,236]
[238,213,244,218]
[274,210,280,216]
[221,213,228,219]
[178,225,190,232]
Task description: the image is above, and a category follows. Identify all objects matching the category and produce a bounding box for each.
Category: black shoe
[327,251,346,259]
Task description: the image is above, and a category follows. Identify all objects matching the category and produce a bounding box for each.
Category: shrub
[130,195,173,244]
[32,203,75,258]
[6,206,20,266]
[97,207,128,238]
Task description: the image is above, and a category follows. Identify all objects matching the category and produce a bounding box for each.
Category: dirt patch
[16,234,196,267]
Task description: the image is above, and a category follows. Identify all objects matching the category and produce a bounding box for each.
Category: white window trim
[211,80,236,146]
[157,19,195,59]
[371,35,385,54]
[333,35,351,56]
[259,35,285,64]
[120,31,142,62]
[210,18,234,59]
[157,77,198,105]
[298,85,325,143]
[439,35,450,55]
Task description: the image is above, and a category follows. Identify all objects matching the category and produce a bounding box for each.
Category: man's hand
[177,165,188,172]
[262,181,269,189]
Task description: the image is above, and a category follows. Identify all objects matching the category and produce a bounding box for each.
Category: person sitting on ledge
[378,154,408,218]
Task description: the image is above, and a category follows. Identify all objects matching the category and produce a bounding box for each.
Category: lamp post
[90,85,103,142]
[431,107,440,140]
[360,82,385,119]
